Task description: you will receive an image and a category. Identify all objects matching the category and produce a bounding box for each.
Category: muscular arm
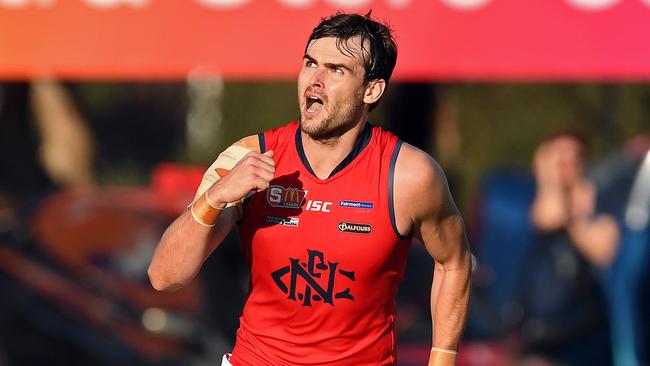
[394,144,471,364]
[148,135,274,291]
[148,205,239,292]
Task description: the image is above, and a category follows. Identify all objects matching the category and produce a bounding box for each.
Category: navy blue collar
[295,123,373,179]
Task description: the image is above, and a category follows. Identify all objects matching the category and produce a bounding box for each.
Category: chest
[239,148,400,277]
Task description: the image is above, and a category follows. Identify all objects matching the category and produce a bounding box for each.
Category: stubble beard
[300,96,366,142]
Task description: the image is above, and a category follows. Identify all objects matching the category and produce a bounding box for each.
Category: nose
[309,66,326,89]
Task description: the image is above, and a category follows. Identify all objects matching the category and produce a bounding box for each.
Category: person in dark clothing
[518,132,617,365]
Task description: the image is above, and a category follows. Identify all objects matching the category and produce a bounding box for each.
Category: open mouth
[305,95,324,115]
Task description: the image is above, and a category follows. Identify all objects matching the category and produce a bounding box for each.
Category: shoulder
[394,143,447,200]
[393,143,453,225]
[260,122,300,151]
[233,135,262,152]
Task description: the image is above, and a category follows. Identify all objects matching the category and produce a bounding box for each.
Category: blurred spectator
[516,132,616,365]
[0,82,56,205]
[31,80,96,188]
[0,80,96,242]
[530,132,619,266]
[0,81,231,366]
[595,133,650,366]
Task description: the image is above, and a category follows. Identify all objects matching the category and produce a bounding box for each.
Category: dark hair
[544,129,588,147]
[306,11,398,109]
[543,129,589,158]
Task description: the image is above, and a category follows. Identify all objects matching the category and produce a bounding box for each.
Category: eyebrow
[303,54,316,64]
[303,53,353,73]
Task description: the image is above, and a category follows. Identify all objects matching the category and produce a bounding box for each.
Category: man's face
[553,136,584,185]
[297,36,369,140]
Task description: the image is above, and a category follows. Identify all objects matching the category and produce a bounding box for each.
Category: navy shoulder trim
[389,140,409,240]
[258,132,266,153]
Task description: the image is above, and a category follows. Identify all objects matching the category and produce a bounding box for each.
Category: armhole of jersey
[258,132,266,153]
[242,195,253,212]
[237,196,252,226]
[237,132,265,227]
[389,140,410,240]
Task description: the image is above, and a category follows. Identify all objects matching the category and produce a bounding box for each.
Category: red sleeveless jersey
[231,122,411,366]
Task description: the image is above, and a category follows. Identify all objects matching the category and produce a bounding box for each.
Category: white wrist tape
[431,347,457,355]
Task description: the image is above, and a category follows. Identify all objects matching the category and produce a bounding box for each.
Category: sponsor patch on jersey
[265,216,300,227]
[305,200,332,212]
[339,200,374,209]
[337,222,372,234]
[266,185,307,209]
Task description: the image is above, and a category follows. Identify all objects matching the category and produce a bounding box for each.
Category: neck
[301,120,368,179]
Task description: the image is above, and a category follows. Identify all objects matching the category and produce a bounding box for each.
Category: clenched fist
[205,150,275,208]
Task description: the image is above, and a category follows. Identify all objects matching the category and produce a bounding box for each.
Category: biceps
[418,214,468,266]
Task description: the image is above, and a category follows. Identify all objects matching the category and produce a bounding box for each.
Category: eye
[305,60,316,68]
[334,68,344,75]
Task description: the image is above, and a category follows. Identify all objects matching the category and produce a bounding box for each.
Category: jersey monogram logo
[271,249,355,307]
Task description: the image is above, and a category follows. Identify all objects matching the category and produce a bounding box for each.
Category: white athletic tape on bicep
[192,144,255,204]
[216,145,253,170]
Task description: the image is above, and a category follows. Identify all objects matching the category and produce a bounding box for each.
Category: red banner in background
[1,0,649,80]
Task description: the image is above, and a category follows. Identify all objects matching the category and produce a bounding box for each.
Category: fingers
[252,176,271,192]
[235,161,272,193]
[229,150,275,189]
[207,148,276,205]
[254,164,275,182]
[213,150,273,181]
[241,150,275,175]
[259,149,275,166]
[247,151,275,191]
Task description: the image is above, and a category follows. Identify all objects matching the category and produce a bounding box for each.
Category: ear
[363,79,386,105]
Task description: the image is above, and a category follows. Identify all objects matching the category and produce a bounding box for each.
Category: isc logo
[267,185,306,209]
[306,200,332,212]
